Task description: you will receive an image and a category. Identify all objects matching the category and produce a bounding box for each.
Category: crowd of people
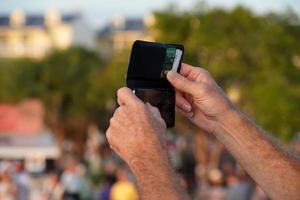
[0,124,299,200]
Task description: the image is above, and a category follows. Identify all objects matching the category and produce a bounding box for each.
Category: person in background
[0,171,18,200]
[42,171,64,200]
[12,161,30,200]
[225,167,252,200]
[61,156,84,200]
[106,63,300,200]
[98,173,116,200]
[110,166,138,200]
[199,168,227,200]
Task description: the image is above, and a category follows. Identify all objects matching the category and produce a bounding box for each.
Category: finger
[112,106,125,118]
[175,91,192,112]
[117,87,142,106]
[106,126,113,143]
[146,102,161,118]
[117,96,124,106]
[180,63,213,84]
[105,127,121,155]
[109,116,120,128]
[167,71,198,94]
[111,106,126,125]
[176,106,194,118]
[146,103,166,128]
[180,63,199,77]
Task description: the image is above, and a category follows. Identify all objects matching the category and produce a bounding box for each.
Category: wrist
[129,148,188,200]
[215,106,244,137]
[129,150,172,179]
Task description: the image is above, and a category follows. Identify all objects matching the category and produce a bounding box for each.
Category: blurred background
[0,0,300,199]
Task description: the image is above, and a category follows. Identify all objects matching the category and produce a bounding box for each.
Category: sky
[1,0,300,29]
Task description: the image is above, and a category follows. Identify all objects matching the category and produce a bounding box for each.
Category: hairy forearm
[214,109,300,200]
[130,151,188,200]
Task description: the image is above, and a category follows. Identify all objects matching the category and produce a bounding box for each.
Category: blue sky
[1,0,300,28]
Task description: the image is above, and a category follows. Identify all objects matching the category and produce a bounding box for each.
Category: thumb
[167,71,197,94]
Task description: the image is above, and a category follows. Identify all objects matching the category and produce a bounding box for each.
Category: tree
[151,5,300,141]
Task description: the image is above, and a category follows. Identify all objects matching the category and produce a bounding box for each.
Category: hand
[167,63,235,134]
[106,87,168,167]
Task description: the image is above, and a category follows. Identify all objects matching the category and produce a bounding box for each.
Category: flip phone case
[126,40,184,128]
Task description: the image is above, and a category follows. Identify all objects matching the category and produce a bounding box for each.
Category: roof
[99,17,145,37]
[62,14,79,22]
[124,18,144,31]
[0,99,44,134]
[0,16,9,26]
[25,15,44,26]
[0,13,80,27]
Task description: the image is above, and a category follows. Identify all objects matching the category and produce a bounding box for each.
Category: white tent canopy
[0,131,60,159]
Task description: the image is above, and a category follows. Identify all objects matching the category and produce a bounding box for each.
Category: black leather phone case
[126,40,184,128]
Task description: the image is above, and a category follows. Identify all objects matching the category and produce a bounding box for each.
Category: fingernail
[183,104,192,112]
[167,71,177,80]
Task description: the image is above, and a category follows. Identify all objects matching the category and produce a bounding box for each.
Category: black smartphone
[126,40,184,128]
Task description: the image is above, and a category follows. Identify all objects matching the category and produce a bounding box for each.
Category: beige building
[0,10,96,59]
[98,15,154,57]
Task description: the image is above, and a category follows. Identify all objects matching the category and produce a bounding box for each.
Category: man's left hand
[106,87,168,167]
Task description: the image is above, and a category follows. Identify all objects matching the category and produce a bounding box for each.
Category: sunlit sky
[1,0,300,28]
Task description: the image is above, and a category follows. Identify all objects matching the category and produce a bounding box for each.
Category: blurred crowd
[1,124,299,200]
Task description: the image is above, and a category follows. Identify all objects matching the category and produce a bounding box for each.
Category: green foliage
[38,47,103,118]
[152,5,300,141]
[87,51,129,109]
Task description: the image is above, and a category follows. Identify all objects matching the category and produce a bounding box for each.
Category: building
[0,10,96,59]
[0,99,60,173]
[98,15,154,57]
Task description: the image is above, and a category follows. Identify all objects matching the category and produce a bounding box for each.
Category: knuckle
[114,106,126,118]
[201,69,211,79]
[117,88,123,97]
[117,87,127,97]
[161,119,167,129]
[155,113,163,122]
[109,117,116,126]
[153,115,166,130]
[202,84,214,94]
[152,106,160,114]
[199,68,209,74]
[113,107,121,116]
[152,107,161,117]
[199,68,210,77]
[203,70,211,77]
[199,68,214,83]
[112,110,118,118]
[106,128,112,141]
[197,67,206,73]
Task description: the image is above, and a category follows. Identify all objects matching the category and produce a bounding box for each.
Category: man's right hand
[168,64,300,200]
[167,63,235,134]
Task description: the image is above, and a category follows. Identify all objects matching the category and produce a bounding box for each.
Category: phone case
[126,40,184,128]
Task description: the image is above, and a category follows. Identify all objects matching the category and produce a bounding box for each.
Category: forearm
[214,109,300,200]
[130,152,188,200]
